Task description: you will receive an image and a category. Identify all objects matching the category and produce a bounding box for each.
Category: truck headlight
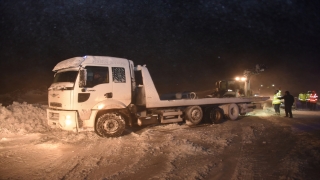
[65,115,72,126]
[98,104,105,109]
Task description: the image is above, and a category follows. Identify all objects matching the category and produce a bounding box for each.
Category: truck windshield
[53,71,78,83]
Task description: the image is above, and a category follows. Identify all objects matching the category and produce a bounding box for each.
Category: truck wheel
[227,103,239,120]
[210,108,223,124]
[185,106,203,125]
[95,113,125,137]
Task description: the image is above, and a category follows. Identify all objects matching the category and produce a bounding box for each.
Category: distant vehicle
[207,79,246,98]
[207,64,266,98]
[47,56,269,137]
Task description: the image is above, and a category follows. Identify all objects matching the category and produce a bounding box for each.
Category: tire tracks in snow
[230,116,300,180]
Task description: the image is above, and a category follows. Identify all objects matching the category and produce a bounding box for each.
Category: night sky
[1,0,320,96]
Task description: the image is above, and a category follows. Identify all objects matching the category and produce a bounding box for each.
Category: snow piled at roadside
[0,100,99,143]
[0,102,49,134]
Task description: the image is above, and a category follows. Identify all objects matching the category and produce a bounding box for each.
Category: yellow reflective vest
[272,91,281,104]
[306,92,311,101]
[298,93,306,101]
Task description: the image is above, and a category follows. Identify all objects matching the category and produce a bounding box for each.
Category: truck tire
[95,112,125,137]
[185,106,203,125]
[227,103,239,120]
[210,107,223,124]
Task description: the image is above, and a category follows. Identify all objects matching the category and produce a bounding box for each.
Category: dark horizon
[1,0,320,96]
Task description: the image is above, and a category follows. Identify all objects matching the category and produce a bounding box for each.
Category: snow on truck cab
[47,56,269,137]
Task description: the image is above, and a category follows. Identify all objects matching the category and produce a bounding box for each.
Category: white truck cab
[47,56,135,136]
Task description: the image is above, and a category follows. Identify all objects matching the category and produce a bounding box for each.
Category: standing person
[272,90,281,115]
[278,91,294,118]
[309,91,318,111]
[298,92,307,109]
[306,91,311,109]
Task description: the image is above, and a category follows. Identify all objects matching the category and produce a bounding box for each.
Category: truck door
[77,66,113,113]
[76,65,131,119]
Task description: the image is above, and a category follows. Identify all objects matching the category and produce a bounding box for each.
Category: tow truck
[47,56,269,137]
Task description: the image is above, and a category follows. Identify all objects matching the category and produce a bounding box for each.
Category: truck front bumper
[47,108,78,131]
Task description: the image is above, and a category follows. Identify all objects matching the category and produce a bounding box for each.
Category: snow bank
[0,102,49,134]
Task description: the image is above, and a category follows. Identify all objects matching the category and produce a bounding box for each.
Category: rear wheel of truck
[95,112,125,137]
[209,107,223,124]
[185,106,203,125]
[227,103,239,120]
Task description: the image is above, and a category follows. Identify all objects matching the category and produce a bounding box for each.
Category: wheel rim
[230,108,234,115]
[191,109,201,121]
[210,108,222,123]
[211,109,221,120]
[185,106,203,125]
[103,119,120,133]
[228,104,239,120]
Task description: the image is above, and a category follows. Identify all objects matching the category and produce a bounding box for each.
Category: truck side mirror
[79,69,87,87]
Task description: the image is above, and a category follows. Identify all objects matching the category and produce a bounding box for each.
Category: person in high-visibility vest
[309,91,318,111]
[272,90,282,115]
[306,91,311,109]
[298,92,307,109]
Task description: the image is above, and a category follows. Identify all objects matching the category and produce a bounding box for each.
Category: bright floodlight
[235,77,247,81]
[235,76,246,81]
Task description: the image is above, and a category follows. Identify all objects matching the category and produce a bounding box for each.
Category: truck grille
[49,112,59,120]
[50,102,62,107]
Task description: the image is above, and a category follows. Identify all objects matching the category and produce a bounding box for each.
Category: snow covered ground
[0,91,320,179]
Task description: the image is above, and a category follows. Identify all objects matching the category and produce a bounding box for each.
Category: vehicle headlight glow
[98,104,105,109]
[63,115,72,126]
[235,76,247,81]
[65,119,72,126]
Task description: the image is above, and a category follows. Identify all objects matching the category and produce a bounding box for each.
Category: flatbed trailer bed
[139,65,269,108]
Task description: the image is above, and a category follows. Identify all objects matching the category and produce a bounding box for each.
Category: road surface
[0,108,320,180]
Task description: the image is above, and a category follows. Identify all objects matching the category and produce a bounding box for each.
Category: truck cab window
[85,66,109,87]
[53,71,78,83]
[220,81,227,90]
[112,67,126,83]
